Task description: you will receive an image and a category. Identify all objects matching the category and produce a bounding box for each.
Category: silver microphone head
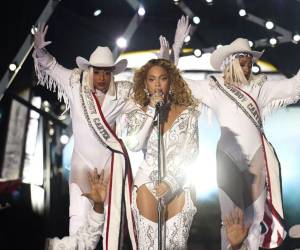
[155,100,164,109]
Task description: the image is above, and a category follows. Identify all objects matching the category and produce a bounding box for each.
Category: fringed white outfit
[33,50,137,249]
[185,72,300,250]
[46,209,104,250]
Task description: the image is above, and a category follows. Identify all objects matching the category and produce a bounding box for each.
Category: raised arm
[258,70,300,116]
[184,77,215,108]
[158,35,170,61]
[158,16,190,65]
[172,16,191,65]
[33,24,73,107]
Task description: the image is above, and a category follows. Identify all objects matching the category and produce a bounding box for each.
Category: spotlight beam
[244,13,292,40]
[113,13,141,58]
[176,1,194,17]
[125,0,140,10]
[0,0,61,102]
[113,0,146,58]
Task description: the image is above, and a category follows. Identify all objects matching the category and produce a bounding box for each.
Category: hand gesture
[172,16,191,65]
[34,23,52,50]
[224,208,250,250]
[82,168,107,205]
[155,181,171,198]
[158,35,170,60]
[149,89,164,108]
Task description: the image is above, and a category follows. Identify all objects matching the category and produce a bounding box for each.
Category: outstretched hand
[224,207,250,250]
[158,35,170,60]
[34,23,52,50]
[82,168,107,205]
[173,16,191,46]
[172,16,191,65]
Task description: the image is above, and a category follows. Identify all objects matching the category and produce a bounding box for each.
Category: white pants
[68,152,111,235]
[219,188,266,250]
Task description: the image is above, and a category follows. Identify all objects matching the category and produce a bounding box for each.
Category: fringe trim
[261,84,300,119]
[250,73,267,86]
[33,56,70,113]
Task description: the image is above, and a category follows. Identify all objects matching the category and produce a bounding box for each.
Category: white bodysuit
[33,50,133,235]
[185,73,300,250]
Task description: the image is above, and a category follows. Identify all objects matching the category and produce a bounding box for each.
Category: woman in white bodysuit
[124,59,201,249]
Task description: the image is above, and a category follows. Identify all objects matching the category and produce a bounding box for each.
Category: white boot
[165,191,197,250]
[132,188,158,250]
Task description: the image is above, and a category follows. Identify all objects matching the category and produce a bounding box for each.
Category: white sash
[80,78,137,250]
[211,76,286,248]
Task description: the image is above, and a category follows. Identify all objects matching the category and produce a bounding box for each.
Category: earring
[144,88,150,98]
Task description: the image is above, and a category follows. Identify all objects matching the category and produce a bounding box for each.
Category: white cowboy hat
[76,46,127,74]
[210,38,264,70]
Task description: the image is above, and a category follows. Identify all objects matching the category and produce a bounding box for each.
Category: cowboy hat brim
[76,56,128,75]
[210,46,263,71]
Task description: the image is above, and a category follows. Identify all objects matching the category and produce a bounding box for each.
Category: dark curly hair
[133,59,195,107]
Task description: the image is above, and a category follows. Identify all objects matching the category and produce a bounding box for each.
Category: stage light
[185,148,218,199]
[42,101,50,112]
[194,49,202,57]
[9,63,17,72]
[184,35,191,43]
[60,104,66,111]
[193,16,200,25]
[138,6,146,16]
[93,9,101,16]
[252,64,260,74]
[216,44,223,49]
[58,114,67,120]
[60,134,69,145]
[269,37,278,46]
[173,0,180,4]
[292,33,300,43]
[49,128,54,136]
[31,26,38,35]
[265,21,274,30]
[248,40,254,47]
[43,100,50,107]
[116,37,127,48]
[239,9,247,17]
[206,0,213,4]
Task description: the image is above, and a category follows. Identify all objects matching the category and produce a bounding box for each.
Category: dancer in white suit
[160,16,300,250]
[33,24,136,249]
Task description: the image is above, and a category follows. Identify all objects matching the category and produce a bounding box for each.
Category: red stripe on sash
[236,86,285,248]
[235,87,273,202]
[105,153,115,250]
[92,92,119,141]
[262,205,273,247]
[91,92,137,249]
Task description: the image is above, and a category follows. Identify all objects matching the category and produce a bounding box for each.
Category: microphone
[155,100,164,109]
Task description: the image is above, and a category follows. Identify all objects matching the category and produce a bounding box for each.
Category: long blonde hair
[133,59,195,107]
[223,57,254,85]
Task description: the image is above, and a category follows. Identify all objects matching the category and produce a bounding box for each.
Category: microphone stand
[156,103,164,250]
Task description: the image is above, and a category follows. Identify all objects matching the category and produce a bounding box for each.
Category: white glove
[158,35,170,60]
[34,23,52,51]
[172,16,191,65]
